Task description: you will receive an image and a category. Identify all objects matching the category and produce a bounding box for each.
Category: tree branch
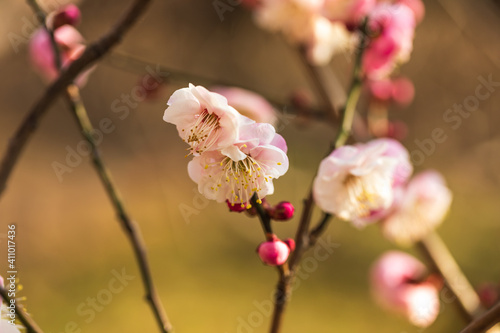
[64,85,172,332]
[0,285,44,333]
[0,0,153,198]
[460,301,500,333]
[267,27,368,333]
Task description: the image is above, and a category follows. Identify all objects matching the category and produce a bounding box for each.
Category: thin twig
[0,0,153,198]
[460,301,500,333]
[64,85,172,333]
[308,212,332,247]
[267,28,368,333]
[0,285,44,333]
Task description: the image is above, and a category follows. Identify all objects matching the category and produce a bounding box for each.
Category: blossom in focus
[257,236,293,265]
[313,140,403,227]
[188,121,288,207]
[211,86,278,126]
[164,84,243,156]
[363,2,417,79]
[323,0,375,25]
[381,170,452,246]
[29,25,91,86]
[253,0,351,65]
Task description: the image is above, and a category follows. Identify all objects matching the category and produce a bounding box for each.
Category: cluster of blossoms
[164,84,289,210]
[0,276,22,333]
[313,138,452,244]
[313,138,451,326]
[246,0,423,70]
[165,84,293,265]
[29,4,94,87]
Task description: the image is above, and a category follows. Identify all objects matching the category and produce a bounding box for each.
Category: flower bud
[270,201,295,221]
[257,237,290,266]
[48,4,81,30]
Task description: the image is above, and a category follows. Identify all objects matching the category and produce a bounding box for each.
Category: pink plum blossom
[363,2,416,79]
[253,0,351,65]
[29,25,91,86]
[188,121,288,207]
[371,251,440,327]
[397,0,425,23]
[313,140,404,226]
[164,84,243,156]
[257,236,293,265]
[211,86,278,126]
[381,170,452,245]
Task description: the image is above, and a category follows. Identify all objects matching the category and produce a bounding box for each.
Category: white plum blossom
[164,84,242,156]
[188,121,288,207]
[253,0,351,65]
[381,170,452,245]
[313,140,406,226]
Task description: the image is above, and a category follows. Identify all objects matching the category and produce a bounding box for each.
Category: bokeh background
[1,0,500,332]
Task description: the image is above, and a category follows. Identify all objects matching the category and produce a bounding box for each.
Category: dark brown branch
[460,301,500,333]
[0,0,153,198]
[64,85,172,333]
[0,285,43,333]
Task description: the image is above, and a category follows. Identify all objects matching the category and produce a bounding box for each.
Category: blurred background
[1,0,500,332]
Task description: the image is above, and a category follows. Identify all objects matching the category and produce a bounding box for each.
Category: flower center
[182,109,221,156]
[209,154,273,208]
[343,174,379,217]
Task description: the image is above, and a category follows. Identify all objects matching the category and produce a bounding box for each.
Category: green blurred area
[1,0,500,332]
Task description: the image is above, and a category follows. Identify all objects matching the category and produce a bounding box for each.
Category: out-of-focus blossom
[371,251,440,327]
[270,201,295,220]
[0,320,22,333]
[47,4,81,29]
[381,170,452,246]
[253,0,351,65]
[323,0,375,25]
[188,122,288,207]
[313,140,406,227]
[29,25,91,86]
[363,3,416,79]
[366,138,412,187]
[257,236,293,265]
[397,0,425,23]
[211,86,278,126]
[164,84,242,156]
[367,76,415,106]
